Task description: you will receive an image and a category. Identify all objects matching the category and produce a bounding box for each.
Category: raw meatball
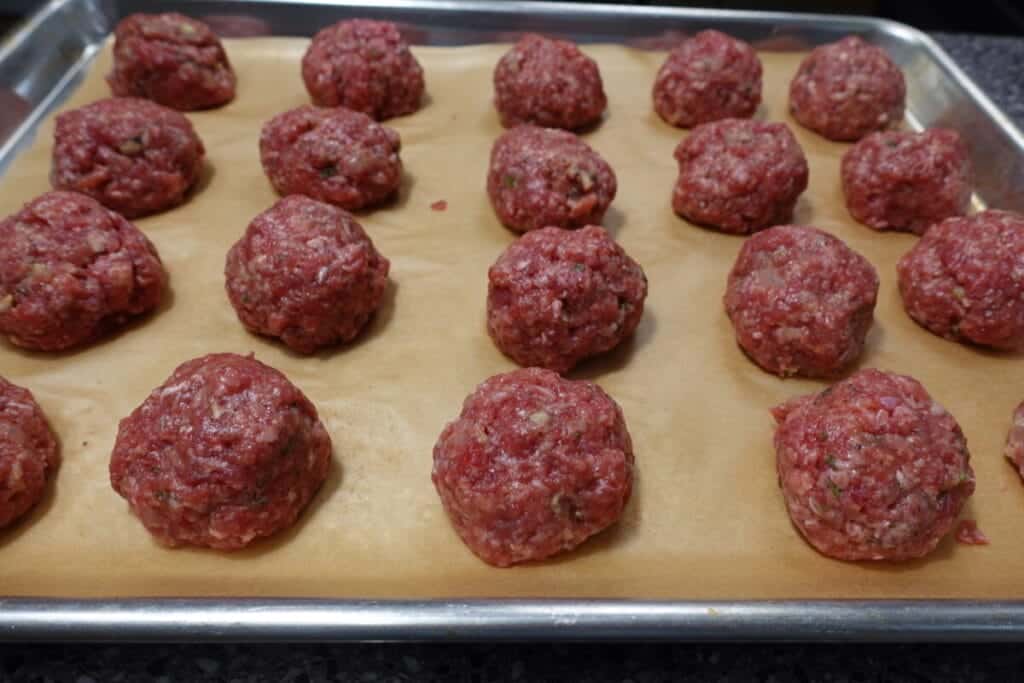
[432,367,634,567]
[109,353,332,550]
[0,191,166,351]
[51,97,205,218]
[260,105,402,211]
[842,129,972,234]
[487,125,617,233]
[897,210,1024,350]
[0,377,58,529]
[772,368,975,561]
[493,34,607,130]
[789,36,905,142]
[725,225,879,378]
[225,195,391,353]
[672,118,808,234]
[107,13,236,111]
[487,226,647,373]
[652,29,763,128]
[1005,400,1024,481]
[301,19,425,120]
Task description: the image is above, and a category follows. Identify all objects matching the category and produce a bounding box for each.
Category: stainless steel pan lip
[3,598,1024,642]
[2,0,1023,641]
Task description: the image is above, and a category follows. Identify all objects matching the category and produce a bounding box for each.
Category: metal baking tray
[2,0,1024,642]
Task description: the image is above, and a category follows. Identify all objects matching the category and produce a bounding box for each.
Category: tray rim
[3,0,1024,642]
[3,598,1024,642]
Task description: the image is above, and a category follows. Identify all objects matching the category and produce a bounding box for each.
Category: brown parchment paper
[2,38,1023,600]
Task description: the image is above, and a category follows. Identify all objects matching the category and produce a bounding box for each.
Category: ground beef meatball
[0,191,166,351]
[773,368,975,561]
[51,97,205,218]
[487,125,617,233]
[0,377,58,529]
[432,367,634,567]
[260,105,402,211]
[789,35,905,142]
[841,128,972,234]
[493,34,607,130]
[301,19,425,120]
[107,13,236,111]
[487,226,647,374]
[109,353,332,550]
[652,29,762,128]
[225,195,390,353]
[672,118,808,234]
[897,210,1024,350]
[725,225,878,378]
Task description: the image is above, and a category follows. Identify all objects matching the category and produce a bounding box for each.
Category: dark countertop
[2,31,1024,683]
[932,32,1024,128]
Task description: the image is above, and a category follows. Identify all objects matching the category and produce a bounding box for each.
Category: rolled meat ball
[51,97,205,218]
[0,191,166,351]
[773,368,975,561]
[487,125,617,233]
[432,367,635,567]
[107,13,236,111]
[0,376,59,530]
[789,35,905,142]
[301,19,425,120]
[259,105,402,211]
[109,353,332,550]
[841,128,972,234]
[225,195,390,353]
[897,210,1024,350]
[652,29,762,128]
[672,118,808,235]
[724,224,879,378]
[493,34,607,130]
[487,225,647,374]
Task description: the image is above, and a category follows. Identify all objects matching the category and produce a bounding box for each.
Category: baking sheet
[1,37,1022,601]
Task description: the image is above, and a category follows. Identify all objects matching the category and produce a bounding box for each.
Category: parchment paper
[2,38,1022,600]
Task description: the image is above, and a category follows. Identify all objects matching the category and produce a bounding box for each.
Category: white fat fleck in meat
[529,410,550,426]
[86,230,109,254]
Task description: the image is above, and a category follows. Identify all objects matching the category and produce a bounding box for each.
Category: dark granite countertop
[932,32,1024,128]
[2,30,1024,683]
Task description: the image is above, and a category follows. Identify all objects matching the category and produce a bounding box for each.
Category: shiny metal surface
[2,599,1024,642]
[1,0,1023,641]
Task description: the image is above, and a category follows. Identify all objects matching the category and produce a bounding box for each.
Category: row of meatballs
[102,12,899,137]
[5,190,1022,377]
[0,348,1010,565]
